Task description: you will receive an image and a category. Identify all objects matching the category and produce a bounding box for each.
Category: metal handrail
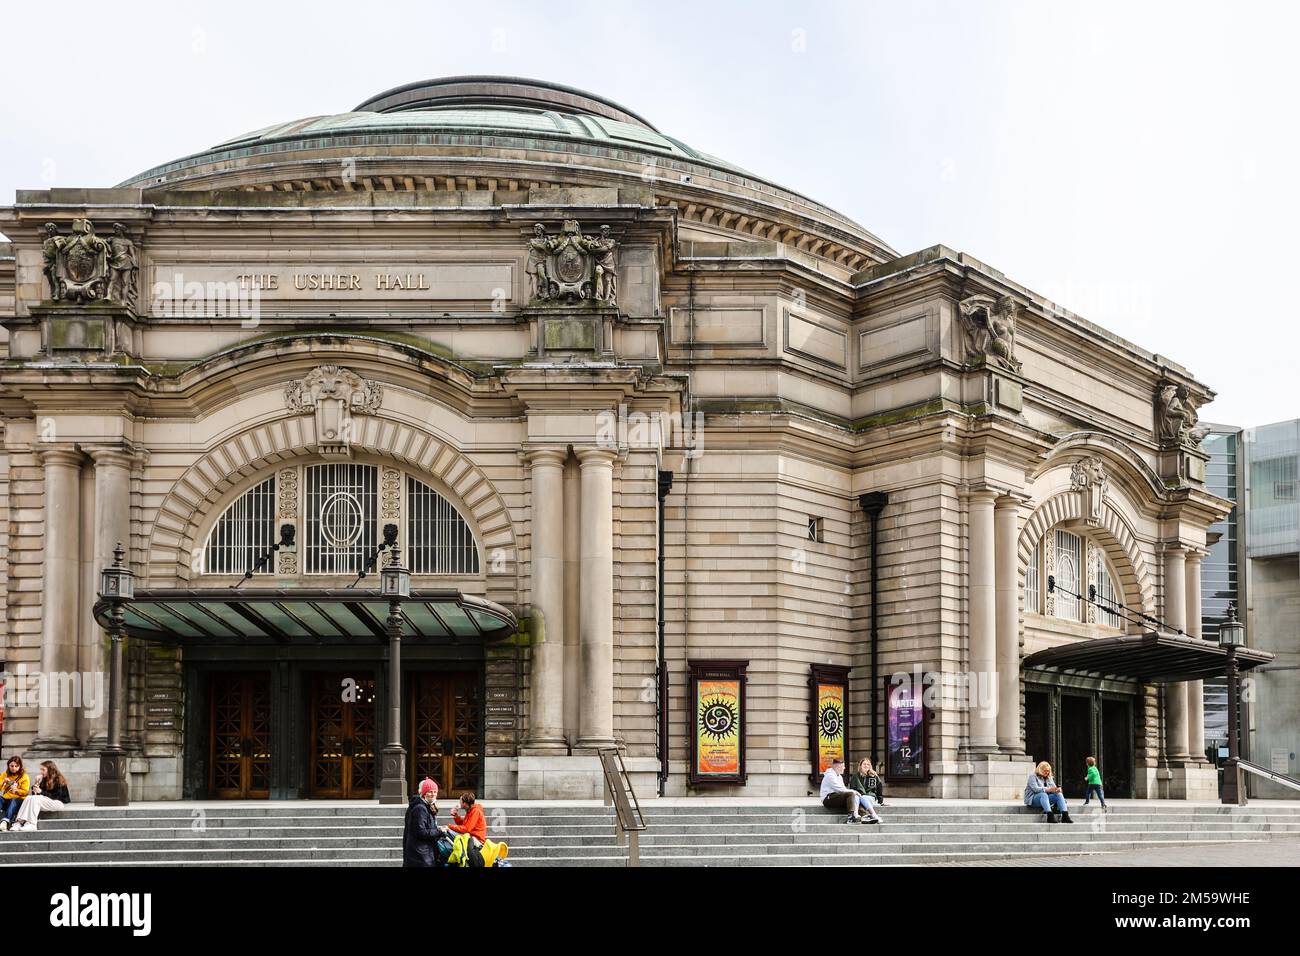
[597,748,646,866]
[1236,758,1300,793]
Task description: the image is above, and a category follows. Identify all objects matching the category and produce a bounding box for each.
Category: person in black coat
[403,777,442,867]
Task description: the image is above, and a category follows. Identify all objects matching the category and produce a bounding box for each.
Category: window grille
[407,477,480,574]
[203,476,276,574]
[1026,541,1041,613]
[305,463,378,574]
[1053,529,1082,622]
[1096,559,1122,628]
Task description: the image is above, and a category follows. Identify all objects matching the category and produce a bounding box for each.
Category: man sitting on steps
[820,757,880,824]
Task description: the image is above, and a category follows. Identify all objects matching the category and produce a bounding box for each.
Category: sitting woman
[12,761,70,832]
[0,756,30,831]
[1023,761,1074,823]
[848,757,886,814]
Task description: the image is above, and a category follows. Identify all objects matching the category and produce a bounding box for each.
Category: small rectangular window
[807,515,824,543]
[1026,541,1041,613]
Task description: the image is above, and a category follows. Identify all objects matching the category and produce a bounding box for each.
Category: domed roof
[119,76,894,267]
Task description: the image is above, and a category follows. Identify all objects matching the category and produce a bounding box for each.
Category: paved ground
[941,837,1300,866]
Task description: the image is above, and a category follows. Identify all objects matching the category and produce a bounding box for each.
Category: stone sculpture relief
[285,365,383,456]
[1155,382,1205,447]
[957,293,1021,373]
[1070,456,1108,527]
[526,220,618,306]
[41,219,139,305]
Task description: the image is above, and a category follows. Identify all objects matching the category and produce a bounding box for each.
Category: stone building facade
[0,77,1228,801]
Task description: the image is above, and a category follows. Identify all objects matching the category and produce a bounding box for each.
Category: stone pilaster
[575,447,617,751]
[33,446,84,751]
[967,489,998,753]
[84,447,134,748]
[1162,545,1189,762]
[995,495,1021,752]
[1185,549,1206,764]
[522,447,568,753]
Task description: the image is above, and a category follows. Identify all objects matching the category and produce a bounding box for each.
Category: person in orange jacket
[0,756,31,831]
[446,792,487,845]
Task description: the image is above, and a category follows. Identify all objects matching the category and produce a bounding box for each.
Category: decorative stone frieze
[41,219,139,305]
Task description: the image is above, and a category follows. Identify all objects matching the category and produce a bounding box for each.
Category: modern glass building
[1242,419,1300,796]
[1200,426,1242,755]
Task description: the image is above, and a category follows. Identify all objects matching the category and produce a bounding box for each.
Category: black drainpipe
[858,492,888,764]
[656,469,675,796]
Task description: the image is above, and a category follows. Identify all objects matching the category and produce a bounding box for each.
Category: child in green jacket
[1081,756,1107,810]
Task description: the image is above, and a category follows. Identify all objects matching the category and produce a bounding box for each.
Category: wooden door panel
[409,672,482,795]
[209,672,271,799]
[310,673,376,798]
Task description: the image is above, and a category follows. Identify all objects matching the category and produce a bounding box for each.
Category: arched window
[1024,525,1125,629]
[203,464,479,577]
[203,476,276,574]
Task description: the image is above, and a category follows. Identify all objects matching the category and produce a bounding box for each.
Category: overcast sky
[3,0,1295,427]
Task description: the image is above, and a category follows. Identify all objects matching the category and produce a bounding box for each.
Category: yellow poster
[696,679,741,775]
[817,683,845,773]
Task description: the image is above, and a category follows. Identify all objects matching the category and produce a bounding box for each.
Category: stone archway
[1017,490,1156,618]
[145,414,518,598]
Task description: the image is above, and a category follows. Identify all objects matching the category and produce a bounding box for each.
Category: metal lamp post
[94,542,133,807]
[1219,602,1246,806]
[378,545,410,804]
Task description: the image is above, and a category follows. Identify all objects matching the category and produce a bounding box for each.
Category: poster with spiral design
[816,683,845,773]
[695,679,741,776]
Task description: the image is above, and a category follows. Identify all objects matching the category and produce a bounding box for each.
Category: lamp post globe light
[1219,602,1247,806]
[94,542,133,807]
[378,545,410,804]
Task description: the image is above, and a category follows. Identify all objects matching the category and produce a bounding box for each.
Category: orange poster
[817,683,845,773]
[696,679,741,775]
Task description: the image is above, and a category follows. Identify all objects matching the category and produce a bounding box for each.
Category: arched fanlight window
[1025,525,1124,629]
[203,476,276,574]
[203,464,480,577]
[407,477,480,574]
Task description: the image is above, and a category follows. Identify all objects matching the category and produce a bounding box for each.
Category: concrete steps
[1,802,1296,867]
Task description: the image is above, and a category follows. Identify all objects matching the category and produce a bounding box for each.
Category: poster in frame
[884,671,930,783]
[808,664,850,784]
[687,660,747,785]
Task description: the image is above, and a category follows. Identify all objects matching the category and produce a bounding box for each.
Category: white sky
[3,0,1296,427]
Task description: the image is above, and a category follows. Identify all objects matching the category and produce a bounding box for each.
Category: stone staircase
[1,801,1298,867]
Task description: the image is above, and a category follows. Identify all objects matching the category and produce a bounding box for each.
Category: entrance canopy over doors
[93,587,517,645]
[1024,631,1274,684]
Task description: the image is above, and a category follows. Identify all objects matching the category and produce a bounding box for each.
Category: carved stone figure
[957,293,1021,372]
[1070,456,1108,527]
[46,219,110,302]
[41,223,63,300]
[1156,382,1200,446]
[285,365,383,456]
[526,223,552,301]
[106,223,139,306]
[526,220,618,305]
[590,224,618,307]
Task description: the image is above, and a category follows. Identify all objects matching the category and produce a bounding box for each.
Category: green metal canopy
[93,587,517,645]
[1024,631,1274,684]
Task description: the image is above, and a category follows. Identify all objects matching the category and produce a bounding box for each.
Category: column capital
[575,446,619,467]
[994,491,1031,512]
[85,445,136,469]
[524,446,568,468]
[967,486,1001,504]
[36,444,83,468]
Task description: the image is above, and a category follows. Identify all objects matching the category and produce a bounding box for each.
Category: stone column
[1185,550,1205,764]
[86,448,133,747]
[576,447,617,751]
[562,459,582,743]
[523,448,567,752]
[1163,545,1189,761]
[968,489,998,752]
[994,496,1021,752]
[34,446,84,751]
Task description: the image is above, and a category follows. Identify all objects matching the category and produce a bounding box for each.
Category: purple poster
[886,678,926,781]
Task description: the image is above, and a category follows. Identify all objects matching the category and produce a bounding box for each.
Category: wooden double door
[409,671,483,795]
[309,672,378,799]
[209,673,273,799]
